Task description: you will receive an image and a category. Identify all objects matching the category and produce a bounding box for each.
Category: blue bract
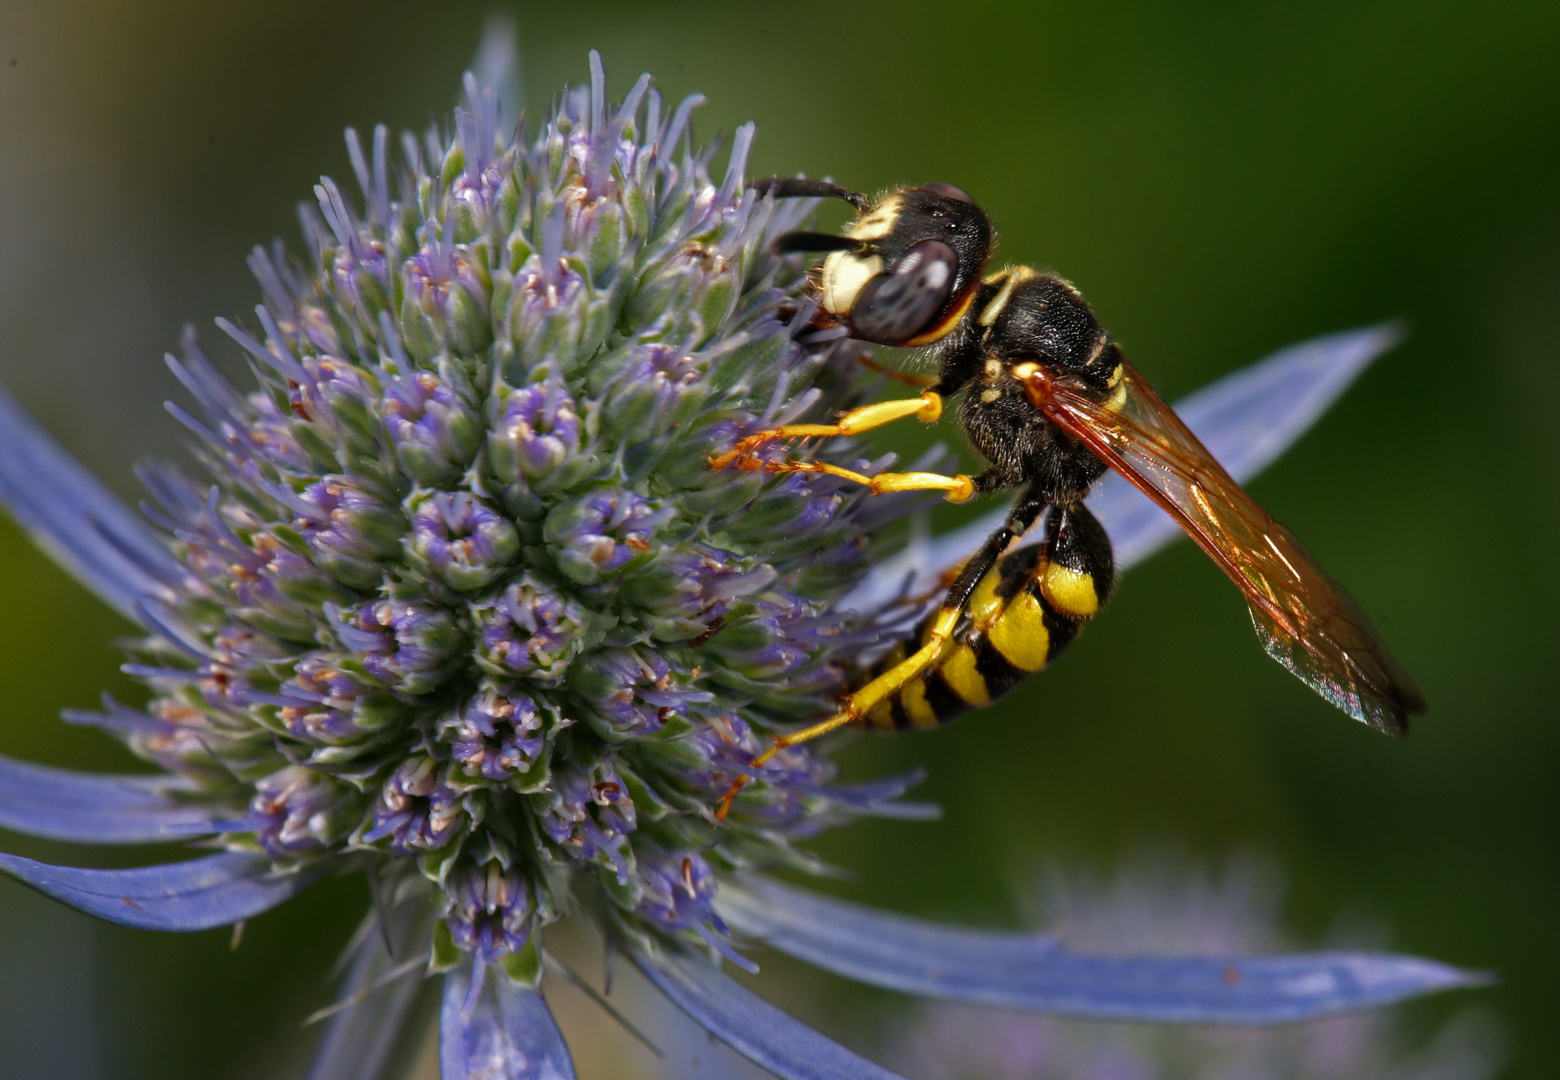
[0,27,1480,1080]
[857,856,1504,1080]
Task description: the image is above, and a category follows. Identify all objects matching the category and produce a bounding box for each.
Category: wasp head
[760,180,994,347]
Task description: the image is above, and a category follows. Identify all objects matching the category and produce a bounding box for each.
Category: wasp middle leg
[742,457,977,502]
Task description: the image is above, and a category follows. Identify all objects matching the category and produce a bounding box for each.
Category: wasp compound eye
[921,182,975,205]
[849,239,960,346]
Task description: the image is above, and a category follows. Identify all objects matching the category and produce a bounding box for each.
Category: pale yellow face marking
[901,677,939,728]
[819,251,884,316]
[941,645,991,706]
[844,195,902,242]
[989,591,1050,672]
[1041,564,1099,618]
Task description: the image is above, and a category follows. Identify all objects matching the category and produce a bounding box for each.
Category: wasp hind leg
[711,602,964,820]
[1037,502,1115,622]
[982,500,1115,681]
[714,488,1051,820]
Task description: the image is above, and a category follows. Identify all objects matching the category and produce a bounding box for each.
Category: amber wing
[1037,361,1425,735]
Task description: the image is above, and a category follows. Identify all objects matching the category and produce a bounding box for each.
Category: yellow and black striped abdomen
[861,539,1111,732]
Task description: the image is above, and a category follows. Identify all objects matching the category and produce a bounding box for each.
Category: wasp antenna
[769,230,862,255]
[751,176,870,211]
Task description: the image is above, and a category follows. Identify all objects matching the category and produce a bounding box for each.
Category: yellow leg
[748,459,976,503]
[708,391,944,470]
[715,610,960,820]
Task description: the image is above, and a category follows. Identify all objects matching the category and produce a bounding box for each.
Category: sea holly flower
[406,489,522,593]
[382,366,485,486]
[0,25,1480,1080]
[442,681,549,783]
[472,573,596,682]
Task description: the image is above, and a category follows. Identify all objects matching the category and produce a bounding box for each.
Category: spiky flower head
[117,51,918,976]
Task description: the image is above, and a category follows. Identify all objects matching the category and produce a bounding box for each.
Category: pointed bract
[720,876,1487,1023]
[306,902,432,1080]
[0,754,222,844]
[633,947,909,1080]
[0,385,181,620]
[440,964,575,1080]
[0,850,327,930]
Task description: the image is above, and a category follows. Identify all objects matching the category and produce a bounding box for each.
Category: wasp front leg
[708,390,945,471]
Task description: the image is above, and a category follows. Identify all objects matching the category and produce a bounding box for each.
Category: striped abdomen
[861,539,1112,732]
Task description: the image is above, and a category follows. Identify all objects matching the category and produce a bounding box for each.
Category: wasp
[712,178,1425,816]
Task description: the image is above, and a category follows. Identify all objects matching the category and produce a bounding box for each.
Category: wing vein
[1031,361,1424,734]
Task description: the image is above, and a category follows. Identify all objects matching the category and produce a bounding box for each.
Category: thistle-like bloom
[0,28,1480,1080]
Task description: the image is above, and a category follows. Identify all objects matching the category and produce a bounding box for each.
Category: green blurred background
[0,1,1556,1076]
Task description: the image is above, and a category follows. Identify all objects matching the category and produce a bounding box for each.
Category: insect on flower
[0,23,1478,1080]
[713,180,1427,816]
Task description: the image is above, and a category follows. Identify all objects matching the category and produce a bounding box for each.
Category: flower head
[0,25,1481,1080]
[113,40,915,970]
